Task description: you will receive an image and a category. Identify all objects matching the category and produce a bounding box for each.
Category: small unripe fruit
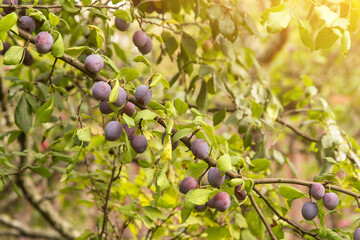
[234,184,247,201]
[191,139,209,159]
[112,86,127,107]
[179,177,197,194]
[1,41,10,55]
[122,102,135,116]
[18,16,36,33]
[310,183,325,200]
[123,124,135,140]
[202,40,213,52]
[3,0,18,14]
[207,167,225,188]
[35,32,54,53]
[354,228,360,240]
[135,85,152,106]
[23,50,33,66]
[323,192,339,210]
[131,135,148,153]
[214,192,231,212]
[115,17,130,31]
[92,82,111,101]
[132,30,148,48]
[194,203,207,212]
[85,54,104,73]
[301,201,318,220]
[99,100,113,114]
[162,132,179,151]
[104,121,123,141]
[138,37,152,55]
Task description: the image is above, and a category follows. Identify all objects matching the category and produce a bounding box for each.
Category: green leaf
[315,5,338,27]
[102,55,119,72]
[174,98,188,115]
[34,98,54,127]
[185,162,208,179]
[315,27,341,50]
[203,123,219,150]
[149,73,165,88]
[77,126,91,142]
[249,158,271,172]
[12,182,22,198]
[187,189,214,205]
[250,100,263,118]
[49,12,59,26]
[0,13,17,41]
[181,32,197,57]
[52,33,64,58]
[109,80,119,103]
[4,46,23,65]
[298,20,314,50]
[266,8,290,33]
[134,110,157,123]
[29,165,52,178]
[60,0,79,13]
[125,68,139,81]
[213,107,226,126]
[145,168,155,188]
[196,80,208,112]
[219,14,236,37]
[278,186,307,199]
[15,94,32,133]
[64,46,89,58]
[133,55,151,68]
[88,25,105,48]
[341,30,351,55]
[114,9,132,22]
[7,130,21,145]
[156,170,170,191]
[173,128,193,142]
[123,113,135,127]
[199,65,214,78]
[218,154,232,173]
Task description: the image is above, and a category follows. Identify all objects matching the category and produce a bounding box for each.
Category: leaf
[219,14,236,37]
[218,35,236,60]
[134,110,157,123]
[109,80,119,103]
[196,80,208,112]
[0,13,17,41]
[278,186,306,199]
[203,123,219,150]
[52,33,64,58]
[102,55,119,72]
[133,55,151,68]
[199,65,214,78]
[213,107,226,126]
[77,126,91,142]
[7,130,21,145]
[114,9,132,22]
[88,25,105,48]
[250,100,263,118]
[181,32,197,57]
[315,27,341,50]
[187,189,214,205]
[12,182,22,198]
[34,98,54,127]
[14,94,32,133]
[174,98,188,115]
[29,165,52,178]
[173,128,193,142]
[266,8,290,33]
[125,68,139,81]
[298,20,314,50]
[218,154,232,173]
[149,73,164,88]
[49,12,59,26]
[64,46,89,58]
[249,158,271,172]
[341,30,351,55]
[156,170,170,191]
[60,0,79,13]
[4,46,24,65]
[185,162,208,179]
[315,5,338,27]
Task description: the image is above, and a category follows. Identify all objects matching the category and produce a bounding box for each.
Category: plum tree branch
[253,188,320,240]
[248,193,278,240]
[0,3,126,10]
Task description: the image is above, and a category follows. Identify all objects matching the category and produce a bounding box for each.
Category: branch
[248,193,277,240]
[0,214,62,240]
[275,118,318,142]
[253,188,320,240]
[0,3,126,10]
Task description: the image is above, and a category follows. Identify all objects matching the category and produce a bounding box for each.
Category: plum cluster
[301,183,339,220]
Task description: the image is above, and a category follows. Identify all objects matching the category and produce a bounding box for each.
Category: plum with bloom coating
[1,42,10,55]
[194,203,207,212]
[191,139,209,159]
[323,192,339,210]
[214,192,231,212]
[132,30,148,48]
[113,87,127,107]
[162,132,179,151]
[122,102,135,116]
[99,100,113,114]
[123,124,135,140]
[234,184,247,201]
[135,85,152,106]
[3,0,18,14]
[92,82,111,101]
[354,228,360,240]
[179,177,197,194]
[35,32,54,53]
[139,37,153,55]
[131,135,148,153]
[104,121,123,141]
[310,183,325,200]
[301,201,318,220]
[115,17,130,31]
[207,167,225,187]
[19,16,36,33]
[85,54,104,73]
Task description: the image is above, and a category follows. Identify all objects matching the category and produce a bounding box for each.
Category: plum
[123,124,135,140]
[207,196,216,208]
[112,86,127,107]
[135,85,152,106]
[122,102,136,116]
[323,192,339,210]
[131,135,148,153]
[138,37,152,55]
[202,40,213,52]
[162,132,179,151]
[99,100,113,114]
[92,82,111,101]
[18,16,36,33]
[1,41,10,55]
[3,0,18,14]
[115,17,130,31]
[354,228,360,240]
[234,184,247,201]
[207,167,225,188]
[194,203,207,212]
[35,31,54,53]
[191,139,209,159]
[310,183,325,200]
[105,121,123,141]
[132,30,148,48]
[179,176,197,194]
[214,192,231,212]
[301,201,318,220]
[23,50,33,66]
[85,54,104,73]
